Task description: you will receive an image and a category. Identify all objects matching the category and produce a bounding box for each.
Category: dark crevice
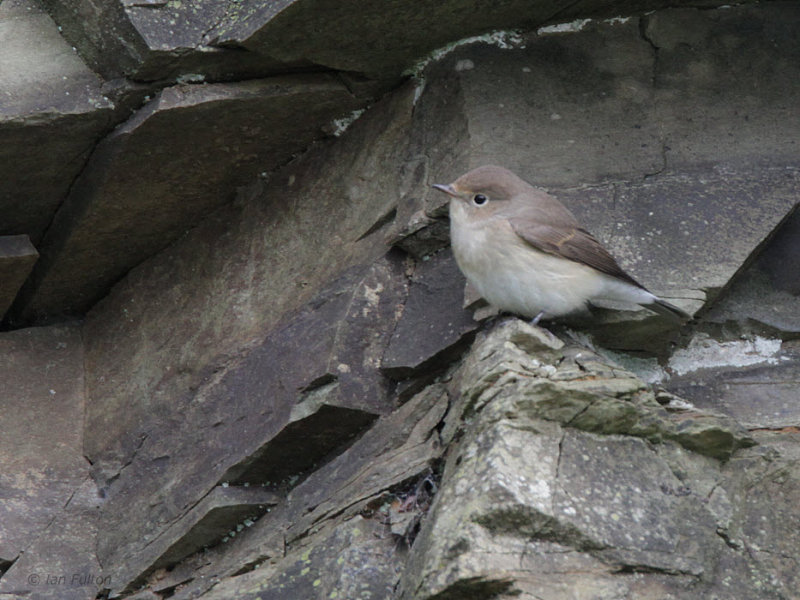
[0,555,19,579]
[715,527,743,550]
[424,576,516,600]
[356,206,398,241]
[229,557,266,577]
[638,15,668,181]
[612,562,698,576]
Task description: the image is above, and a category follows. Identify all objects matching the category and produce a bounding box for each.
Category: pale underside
[449,200,655,318]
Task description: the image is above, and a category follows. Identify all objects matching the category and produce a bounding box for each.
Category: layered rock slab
[112,373,448,599]
[0,0,115,243]
[0,236,37,320]
[15,74,363,320]
[38,0,282,81]
[39,0,633,82]
[95,257,405,594]
[80,86,420,595]
[399,320,794,599]
[0,325,98,600]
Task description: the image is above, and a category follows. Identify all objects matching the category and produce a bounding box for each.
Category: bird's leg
[530,311,546,326]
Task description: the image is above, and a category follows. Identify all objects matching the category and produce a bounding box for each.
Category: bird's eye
[472,194,488,206]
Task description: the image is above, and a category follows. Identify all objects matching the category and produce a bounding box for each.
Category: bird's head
[432,165,530,210]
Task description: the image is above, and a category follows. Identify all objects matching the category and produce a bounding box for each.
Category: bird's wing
[509,219,644,289]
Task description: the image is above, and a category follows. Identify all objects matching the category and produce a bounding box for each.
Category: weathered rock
[0,236,37,320]
[382,250,479,379]
[194,516,397,600]
[150,378,447,600]
[0,478,104,600]
[39,0,284,82]
[81,82,415,470]
[733,455,800,596]
[0,0,115,243]
[645,4,800,170]
[95,256,406,594]
[668,340,800,430]
[124,485,281,591]
[15,74,365,320]
[38,0,668,84]
[560,167,799,307]
[0,324,93,599]
[399,319,787,600]
[446,319,753,459]
[704,206,800,335]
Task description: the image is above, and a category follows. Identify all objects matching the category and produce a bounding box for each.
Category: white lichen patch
[362,282,384,317]
[330,108,366,137]
[404,29,526,85]
[176,72,205,84]
[668,334,783,376]
[537,15,631,35]
[537,19,592,34]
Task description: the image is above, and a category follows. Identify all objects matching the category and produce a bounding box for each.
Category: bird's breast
[448,201,609,317]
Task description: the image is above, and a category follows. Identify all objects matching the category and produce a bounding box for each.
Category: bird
[432,165,690,324]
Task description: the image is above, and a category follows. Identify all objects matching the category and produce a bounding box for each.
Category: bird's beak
[432,183,458,197]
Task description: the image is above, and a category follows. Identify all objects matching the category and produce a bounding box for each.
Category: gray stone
[0,477,104,600]
[704,206,800,334]
[0,236,37,320]
[563,167,799,305]
[39,0,645,83]
[150,380,447,600]
[196,516,397,600]
[94,257,405,595]
[399,319,788,600]
[448,319,753,459]
[15,74,365,320]
[645,4,800,170]
[41,0,781,85]
[415,19,661,189]
[282,383,447,546]
[218,403,379,486]
[0,324,93,599]
[668,344,800,430]
[0,0,115,243]
[39,0,284,82]
[760,206,800,298]
[382,250,479,379]
[735,458,800,596]
[81,83,415,474]
[123,485,280,592]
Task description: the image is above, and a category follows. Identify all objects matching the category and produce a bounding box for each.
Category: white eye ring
[472,194,488,206]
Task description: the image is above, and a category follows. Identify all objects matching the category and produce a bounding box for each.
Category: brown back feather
[509,220,645,289]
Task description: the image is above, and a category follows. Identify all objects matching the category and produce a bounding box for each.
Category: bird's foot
[530,311,546,326]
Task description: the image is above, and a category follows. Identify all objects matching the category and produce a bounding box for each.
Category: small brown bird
[433,165,690,324]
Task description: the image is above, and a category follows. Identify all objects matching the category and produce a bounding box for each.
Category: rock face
[0,325,98,600]
[398,321,788,599]
[0,0,115,243]
[2,2,800,600]
[15,74,365,319]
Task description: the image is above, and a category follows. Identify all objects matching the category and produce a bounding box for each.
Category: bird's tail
[644,297,692,322]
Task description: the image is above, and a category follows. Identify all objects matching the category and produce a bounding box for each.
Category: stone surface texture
[0,235,37,320]
[0,0,116,243]
[1,2,800,600]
